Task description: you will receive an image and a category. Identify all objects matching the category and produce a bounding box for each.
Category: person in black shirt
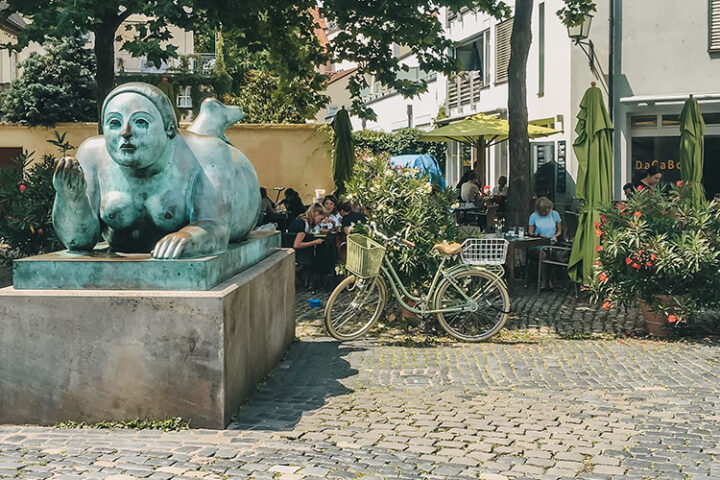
[279,188,306,219]
[634,165,663,192]
[339,202,367,235]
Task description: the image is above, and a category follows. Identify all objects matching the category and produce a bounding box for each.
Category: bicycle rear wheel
[434,269,510,342]
[324,275,386,341]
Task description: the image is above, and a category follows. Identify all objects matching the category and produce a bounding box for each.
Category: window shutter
[495,18,514,83]
[711,0,720,52]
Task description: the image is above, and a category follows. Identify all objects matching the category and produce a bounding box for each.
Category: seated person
[623,182,634,199]
[339,202,367,236]
[460,171,481,203]
[279,188,306,218]
[259,187,275,215]
[320,194,343,230]
[289,203,325,264]
[634,165,662,192]
[492,176,508,197]
[528,196,562,240]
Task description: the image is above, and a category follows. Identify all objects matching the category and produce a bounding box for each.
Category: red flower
[637,185,644,191]
[18,184,26,193]
[595,228,603,237]
[602,301,612,310]
[668,314,677,323]
[593,259,600,267]
[633,211,642,218]
[645,261,652,267]
[650,253,656,261]
[600,214,607,223]
[37,229,43,235]
[632,263,641,269]
[593,222,601,228]
[598,273,608,283]
[595,245,602,252]
[676,181,682,187]
[625,257,632,265]
[637,250,643,257]
[616,202,626,210]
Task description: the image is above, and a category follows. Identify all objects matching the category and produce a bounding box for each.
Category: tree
[506,0,534,227]
[506,0,596,225]
[0,36,96,126]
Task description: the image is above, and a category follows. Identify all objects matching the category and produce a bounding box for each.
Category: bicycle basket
[346,234,386,278]
[460,238,508,265]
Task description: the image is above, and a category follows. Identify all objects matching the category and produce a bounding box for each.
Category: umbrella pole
[474,138,487,186]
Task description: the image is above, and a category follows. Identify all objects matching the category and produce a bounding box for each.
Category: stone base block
[0,249,295,429]
[13,231,280,291]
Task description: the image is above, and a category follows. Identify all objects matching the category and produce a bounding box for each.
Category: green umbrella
[679,96,706,206]
[331,107,354,195]
[568,86,613,284]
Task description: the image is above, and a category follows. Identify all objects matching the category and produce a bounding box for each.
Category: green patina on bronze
[13,231,280,290]
[52,82,261,260]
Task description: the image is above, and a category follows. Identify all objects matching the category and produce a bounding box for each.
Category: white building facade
[356,1,608,210]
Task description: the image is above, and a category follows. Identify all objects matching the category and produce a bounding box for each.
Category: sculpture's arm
[52,157,101,252]
[152,171,230,259]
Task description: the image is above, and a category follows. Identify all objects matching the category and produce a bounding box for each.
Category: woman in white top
[320,195,343,230]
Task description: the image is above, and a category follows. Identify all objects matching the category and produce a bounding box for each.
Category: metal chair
[536,210,579,295]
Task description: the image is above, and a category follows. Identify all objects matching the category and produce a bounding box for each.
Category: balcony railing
[116,53,216,76]
[447,71,484,111]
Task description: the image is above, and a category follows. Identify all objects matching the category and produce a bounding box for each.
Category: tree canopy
[0,36,96,125]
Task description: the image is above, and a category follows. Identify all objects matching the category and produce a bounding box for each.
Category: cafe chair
[536,210,579,295]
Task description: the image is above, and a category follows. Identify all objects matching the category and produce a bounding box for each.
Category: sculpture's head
[101,83,178,169]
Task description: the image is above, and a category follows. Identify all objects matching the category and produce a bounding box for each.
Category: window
[630,115,657,128]
[495,18,513,83]
[710,0,720,52]
[455,30,490,83]
[177,86,192,109]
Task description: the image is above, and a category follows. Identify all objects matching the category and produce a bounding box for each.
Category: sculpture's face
[104,93,169,169]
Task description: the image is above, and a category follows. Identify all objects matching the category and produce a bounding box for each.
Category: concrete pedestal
[0,249,295,429]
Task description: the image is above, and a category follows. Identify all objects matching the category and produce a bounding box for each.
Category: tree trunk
[507,0,534,227]
[94,26,116,133]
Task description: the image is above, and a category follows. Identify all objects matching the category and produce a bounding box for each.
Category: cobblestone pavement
[1,286,720,479]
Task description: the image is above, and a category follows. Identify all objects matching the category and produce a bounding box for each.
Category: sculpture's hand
[152,231,192,259]
[53,157,86,201]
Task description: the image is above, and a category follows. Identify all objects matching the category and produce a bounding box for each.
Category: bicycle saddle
[433,242,462,256]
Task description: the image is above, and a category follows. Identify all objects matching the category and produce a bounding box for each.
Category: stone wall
[0,122,334,203]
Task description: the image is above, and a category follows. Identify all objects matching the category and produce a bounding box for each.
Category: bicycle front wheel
[324,275,386,341]
[434,269,510,342]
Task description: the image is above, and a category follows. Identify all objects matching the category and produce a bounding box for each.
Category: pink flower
[602,301,612,310]
[595,245,602,252]
[637,185,644,191]
[598,273,608,283]
[37,229,43,235]
[633,211,642,218]
[676,181,683,187]
[19,184,26,193]
[668,314,677,323]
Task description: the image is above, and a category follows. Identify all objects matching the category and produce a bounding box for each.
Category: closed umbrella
[331,107,354,195]
[568,86,613,284]
[679,96,706,206]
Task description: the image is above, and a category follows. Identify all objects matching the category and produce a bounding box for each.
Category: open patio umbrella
[568,86,613,284]
[418,113,559,181]
[679,96,706,206]
[331,106,354,195]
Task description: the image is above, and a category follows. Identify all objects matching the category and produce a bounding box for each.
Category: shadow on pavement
[229,339,363,431]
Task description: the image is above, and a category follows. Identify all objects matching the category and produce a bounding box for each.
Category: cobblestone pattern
[1,282,720,479]
[1,336,720,479]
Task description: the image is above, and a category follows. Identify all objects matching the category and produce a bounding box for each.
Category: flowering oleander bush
[589,182,720,324]
[344,152,458,290]
[0,151,62,263]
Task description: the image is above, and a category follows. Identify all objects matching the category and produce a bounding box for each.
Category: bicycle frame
[375,251,498,316]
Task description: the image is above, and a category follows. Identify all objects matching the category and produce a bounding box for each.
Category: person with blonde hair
[289,203,326,250]
[528,197,562,240]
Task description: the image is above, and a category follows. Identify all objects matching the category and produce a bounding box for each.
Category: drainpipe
[608,0,614,122]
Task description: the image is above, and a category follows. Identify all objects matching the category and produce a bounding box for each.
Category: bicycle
[324,225,511,342]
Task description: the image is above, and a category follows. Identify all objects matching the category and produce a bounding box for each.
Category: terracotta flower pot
[638,299,667,337]
[638,295,686,337]
[401,299,418,320]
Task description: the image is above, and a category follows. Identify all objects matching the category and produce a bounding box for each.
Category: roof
[0,1,25,35]
[328,67,358,84]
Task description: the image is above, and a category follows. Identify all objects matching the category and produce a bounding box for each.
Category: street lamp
[567,13,596,69]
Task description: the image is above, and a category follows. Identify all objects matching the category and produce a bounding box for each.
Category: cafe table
[483,233,550,292]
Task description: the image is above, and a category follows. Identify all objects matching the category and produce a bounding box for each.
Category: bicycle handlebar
[369,222,414,249]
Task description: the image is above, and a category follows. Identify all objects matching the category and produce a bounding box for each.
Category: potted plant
[589,182,720,336]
